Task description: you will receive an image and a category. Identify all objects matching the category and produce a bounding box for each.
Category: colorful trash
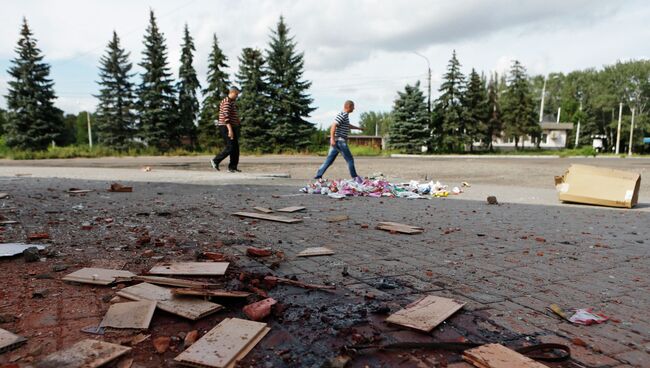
[300,178,464,199]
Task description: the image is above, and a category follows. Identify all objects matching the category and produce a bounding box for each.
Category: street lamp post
[413,52,431,114]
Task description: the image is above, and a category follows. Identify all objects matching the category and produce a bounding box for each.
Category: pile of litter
[300,177,467,199]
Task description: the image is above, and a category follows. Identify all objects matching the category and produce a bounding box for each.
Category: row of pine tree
[3,12,315,152]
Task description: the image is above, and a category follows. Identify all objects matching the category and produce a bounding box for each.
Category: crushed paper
[301,178,464,199]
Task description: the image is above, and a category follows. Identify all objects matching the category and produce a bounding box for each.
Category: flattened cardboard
[555,164,641,208]
[117,282,222,320]
[386,295,465,332]
[276,206,306,213]
[99,300,157,330]
[35,339,131,368]
[232,212,302,224]
[463,343,549,368]
[174,318,269,368]
[62,267,136,285]
[149,262,228,276]
[0,328,26,353]
[296,247,335,257]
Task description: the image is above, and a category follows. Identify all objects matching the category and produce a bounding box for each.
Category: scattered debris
[376,222,424,235]
[184,330,199,347]
[0,193,8,199]
[130,333,150,346]
[462,181,471,187]
[131,275,217,289]
[36,339,131,368]
[487,196,498,205]
[232,212,302,224]
[0,220,19,225]
[296,247,335,257]
[555,164,640,208]
[326,214,349,223]
[253,207,273,214]
[149,262,229,276]
[99,300,157,330]
[153,336,171,354]
[0,328,26,354]
[174,318,270,368]
[264,276,336,291]
[67,188,93,194]
[27,232,50,240]
[386,295,465,332]
[117,282,222,320]
[80,325,106,335]
[108,183,133,193]
[246,247,273,257]
[22,247,41,262]
[199,251,229,262]
[463,343,549,368]
[62,268,136,285]
[171,288,251,298]
[276,206,306,213]
[243,298,277,321]
[547,304,609,325]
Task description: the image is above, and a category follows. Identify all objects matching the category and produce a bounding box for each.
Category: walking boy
[314,100,363,180]
[211,87,241,172]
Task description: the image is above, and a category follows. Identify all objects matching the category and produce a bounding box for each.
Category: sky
[1,0,649,127]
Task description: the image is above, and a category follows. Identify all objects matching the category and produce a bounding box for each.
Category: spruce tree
[95,31,136,150]
[198,34,230,149]
[5,18,62,150]
[462,69,488,152]
[137,10,177,150]
[177,24,200,147]
[482,73,503,150]
[266,16,315,150]
[433,50,465,152]
[237,48,273,152]
[502,60,537,150]
[388,82,430,153]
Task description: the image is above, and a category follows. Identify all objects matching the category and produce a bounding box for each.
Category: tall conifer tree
[502,60,538,150]
[462,69,488,151]
[388,82,430,153]
[432,50,465,152]
[198,35,229,148]
[177,24,200,146]
[237,48,272,152]
[482,73,503,150]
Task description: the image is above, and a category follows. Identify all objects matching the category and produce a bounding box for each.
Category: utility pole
[575,101,582,148]
[539,75,547,124]
[615,103,623,154]
[556,107,561,123]
[86,111,93,148]
[628,108,635,156]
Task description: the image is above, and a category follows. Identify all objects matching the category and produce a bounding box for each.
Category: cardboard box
[554,164,641,208]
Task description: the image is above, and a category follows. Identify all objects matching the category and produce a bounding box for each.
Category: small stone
[487,196,498,205]
[142,249,154,257]
[153,336,170,354]
[35,273,53,279]
[184,330,198,347]
[52,264,68,272]
[22,247,40,262]
[32,289,48,298]
[0,313,17,323]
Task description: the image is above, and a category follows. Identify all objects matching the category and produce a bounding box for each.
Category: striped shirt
[334,111,350,139]
[217,97,240,126]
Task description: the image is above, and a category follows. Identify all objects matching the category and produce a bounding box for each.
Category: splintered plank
[276,206,306,213]
[35,339,131,368]
[386,295,465,332]
[62,268,136,285]
[132,275,218,289]
[232,212,302,224]
[376,222,424,234]
[149,262,229,276]
[296,247,335,257]
[326,215,349,223]
[67,188,93,194]
[99,300,157,330]
[0,328,26,354]
[171,288,251,298]
[174,318,269,368]
[117,282,222,320]
[463,343,549,368]
[253,207,274,214]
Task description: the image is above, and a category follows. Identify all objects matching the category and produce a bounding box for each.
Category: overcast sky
[1,0,649,127]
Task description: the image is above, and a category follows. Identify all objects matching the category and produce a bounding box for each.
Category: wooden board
[132,275,218,289]
[0,328,26,354]
[35,339,131,368]
[232,212,302,224]
[386,295,465,332]
[149,262,229,276]
[117,282,222,320]
[296,247,335,257]
[326,215,349,223]
[253,207,273,214]
[276,206,306,213]
[463,343,549,368]
[99,300,157,330]
[68,189,93,194]
[376,222,424,234]
[0,220,19,225]
[62,268,136,285]
[171,288,251,298]
[0,193,8,199]
[174,318,269,368]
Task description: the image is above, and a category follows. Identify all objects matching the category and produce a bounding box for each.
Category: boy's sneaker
[354,176,364,184]
[210,159,220,171]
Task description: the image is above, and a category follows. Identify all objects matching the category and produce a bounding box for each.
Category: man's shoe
[228,168,237,173]
[210,159,220,171]
[233,169,242,173]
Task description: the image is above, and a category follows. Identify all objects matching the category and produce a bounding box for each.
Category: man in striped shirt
[211,87,241,172]
[314,100,363,180]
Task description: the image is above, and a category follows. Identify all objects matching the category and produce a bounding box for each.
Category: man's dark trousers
[213,125,240,170]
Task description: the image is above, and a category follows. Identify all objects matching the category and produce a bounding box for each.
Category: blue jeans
[315,139,358,179]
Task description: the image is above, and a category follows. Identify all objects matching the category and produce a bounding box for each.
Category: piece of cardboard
[296,247,335,257]
[386,295,465,332]
[36,339,131,368]
[555,164,641,208]
[99,300,157,330]
[0,328,26,353]
[174,318,269,368]
[62,267,136,285]
[148,262,229,276]
[463,343,549,368]
[276,206,306,213]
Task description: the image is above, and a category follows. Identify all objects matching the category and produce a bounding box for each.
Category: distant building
[347,135,384,149]
[480,122,573,150]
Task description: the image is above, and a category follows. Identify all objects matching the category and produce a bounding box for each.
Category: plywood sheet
[376,222,424,234]
[117,282,222,320]
[174,318,269,368]
[386,295,465,332]
[99,300,157,329]
[132,275,217,288]
[149,262,228,276]
[62,268,136,285]
[171,289,251,298]
[296,247,335,257]
[35,339,131,368]
[253,207,273,213]
[0,328,26,353]
[325,215,349,223]
[463,343,549,368]
[276,206,306,213]
[232,212,302,224]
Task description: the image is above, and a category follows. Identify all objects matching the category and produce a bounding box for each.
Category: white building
[484,122,573,150]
